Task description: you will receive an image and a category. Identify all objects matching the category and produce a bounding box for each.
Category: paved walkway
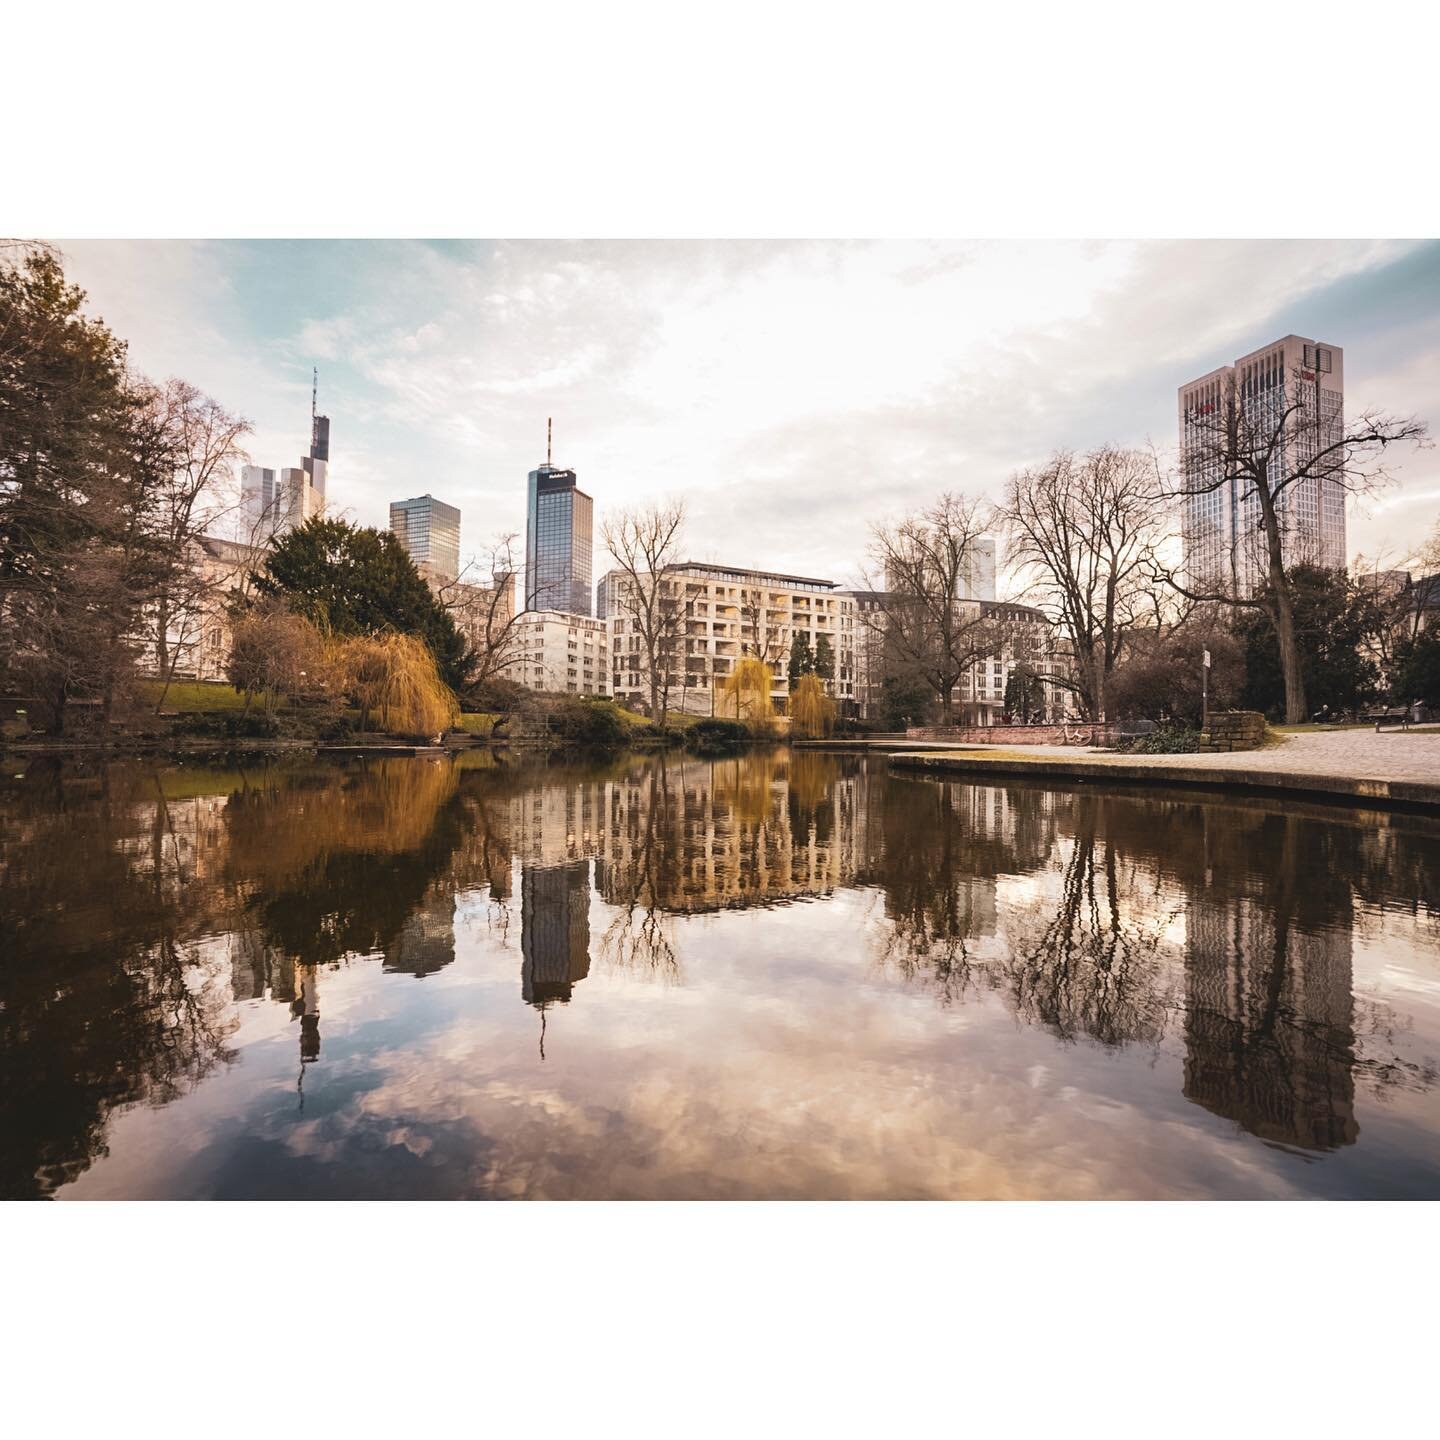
[886,729,1440,810]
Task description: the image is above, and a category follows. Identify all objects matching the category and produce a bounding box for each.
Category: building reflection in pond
[383,891,457,979]
[867,775,1371,1153]
[1,750,1434,1198]
[1183,897,1358,1152]
[521,861,592,1008]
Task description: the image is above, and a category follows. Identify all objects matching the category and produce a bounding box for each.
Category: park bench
[1364,705,1411,732]
[1116,719,1156,742]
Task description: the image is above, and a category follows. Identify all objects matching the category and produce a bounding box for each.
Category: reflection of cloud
[206,893,1305,1200]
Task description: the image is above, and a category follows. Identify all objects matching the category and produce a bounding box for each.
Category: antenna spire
[312,366,318,420]
[547,416,552,466]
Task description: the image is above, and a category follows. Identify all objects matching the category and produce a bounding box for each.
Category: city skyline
[50,240,1440,590]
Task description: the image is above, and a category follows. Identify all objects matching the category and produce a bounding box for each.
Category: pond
[2,749,1438,1199]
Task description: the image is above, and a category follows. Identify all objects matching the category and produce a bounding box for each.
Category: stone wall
[1198,710,1267,752]
[906,723,1119,747]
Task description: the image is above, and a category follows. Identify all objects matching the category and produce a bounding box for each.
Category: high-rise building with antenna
[524,418,593,615]
[242,370,330,538]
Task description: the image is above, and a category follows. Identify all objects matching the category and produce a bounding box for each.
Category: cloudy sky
[54,238,1440,589]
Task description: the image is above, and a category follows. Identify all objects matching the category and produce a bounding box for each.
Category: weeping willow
[334,632,459,738]
[718,657,775,733]
[789,672,836,738]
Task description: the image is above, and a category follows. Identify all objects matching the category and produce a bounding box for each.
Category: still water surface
[2,749,1438,1199]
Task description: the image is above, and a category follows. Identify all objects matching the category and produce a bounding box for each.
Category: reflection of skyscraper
[520,861,591,1007]
[383,891,457,978]
[294,963,321,1063]
[230,930,278,1001]
[1183,898,1358,1152]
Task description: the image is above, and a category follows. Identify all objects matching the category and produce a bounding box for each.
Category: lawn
[137,680,256,713]
[1269,722,1371,734]
[454,712,499,735]
[599,701,699,730]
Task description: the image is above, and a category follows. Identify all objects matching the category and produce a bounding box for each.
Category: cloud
[48,238,1440,583]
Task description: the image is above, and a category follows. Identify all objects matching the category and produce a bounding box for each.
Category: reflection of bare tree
[1000,806,1180,1049]
[0,762,242,1197]
[870,775,1056,1004]
[598,760,679,982]
[869,776,1435,1155]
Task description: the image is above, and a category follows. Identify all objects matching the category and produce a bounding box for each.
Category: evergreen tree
[256,516,473,691]
[1003,664,1045,722]
[0,249,158,723]
[813,632,835,683]
[1393,627,1440,708]
[878,674,932,730]
[787,630,814,686]
[1237,565,1382,718]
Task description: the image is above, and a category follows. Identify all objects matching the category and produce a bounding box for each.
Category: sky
[53,238,1440,591]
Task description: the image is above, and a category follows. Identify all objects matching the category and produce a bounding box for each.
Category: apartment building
[598,562,858,716]
[504,610,610,696]
[846,589,1072,725]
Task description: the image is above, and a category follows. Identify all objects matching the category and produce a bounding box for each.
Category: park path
[997,729,1440,784]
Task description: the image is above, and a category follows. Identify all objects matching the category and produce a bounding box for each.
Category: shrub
[1114,722,1201,754]
[544,699,627,750]
[227,601,329,713]
[686,717,752,755]
[468,676,531,714]
[172,710,280,740]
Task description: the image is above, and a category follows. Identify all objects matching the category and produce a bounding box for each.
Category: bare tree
[144,379,251,707]
[1162,364,1427,722]
[861,492,1010,725]
[601,499,687,722]
[436,532,525,696]
[739,576,785,667]
[1000,446,1168,720]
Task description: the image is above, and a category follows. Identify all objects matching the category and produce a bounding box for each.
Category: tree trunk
[1272,587,1307,723]
[1257,476,1307,723]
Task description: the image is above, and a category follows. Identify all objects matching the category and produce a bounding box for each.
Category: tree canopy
[1237,565,1384,718]
[255,516,472,691]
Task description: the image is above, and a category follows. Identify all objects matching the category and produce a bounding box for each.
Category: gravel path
[937,729,1440,783]
[885,727,1440,808]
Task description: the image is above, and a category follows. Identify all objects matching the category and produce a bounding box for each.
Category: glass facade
[525,466,593,615]
[390,494,462,583]
[1179,336,1346,598]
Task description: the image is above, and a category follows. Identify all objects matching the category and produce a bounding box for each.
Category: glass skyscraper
[525,463,593,615]
[390,494,462,583]
[1179,335,1346,598]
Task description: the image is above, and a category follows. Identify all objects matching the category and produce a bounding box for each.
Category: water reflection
[1,751,1437,1198]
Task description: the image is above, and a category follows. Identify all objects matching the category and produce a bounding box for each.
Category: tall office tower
[390,494,462,583]
[302,369,329,500]
[881,536,996,602]
[1179,335,1346,598]
[958,535,997,601]
[242,380,330,539]
[525,421,593,615]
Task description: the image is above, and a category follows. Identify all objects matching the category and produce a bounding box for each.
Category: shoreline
[886,747,1440,814]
